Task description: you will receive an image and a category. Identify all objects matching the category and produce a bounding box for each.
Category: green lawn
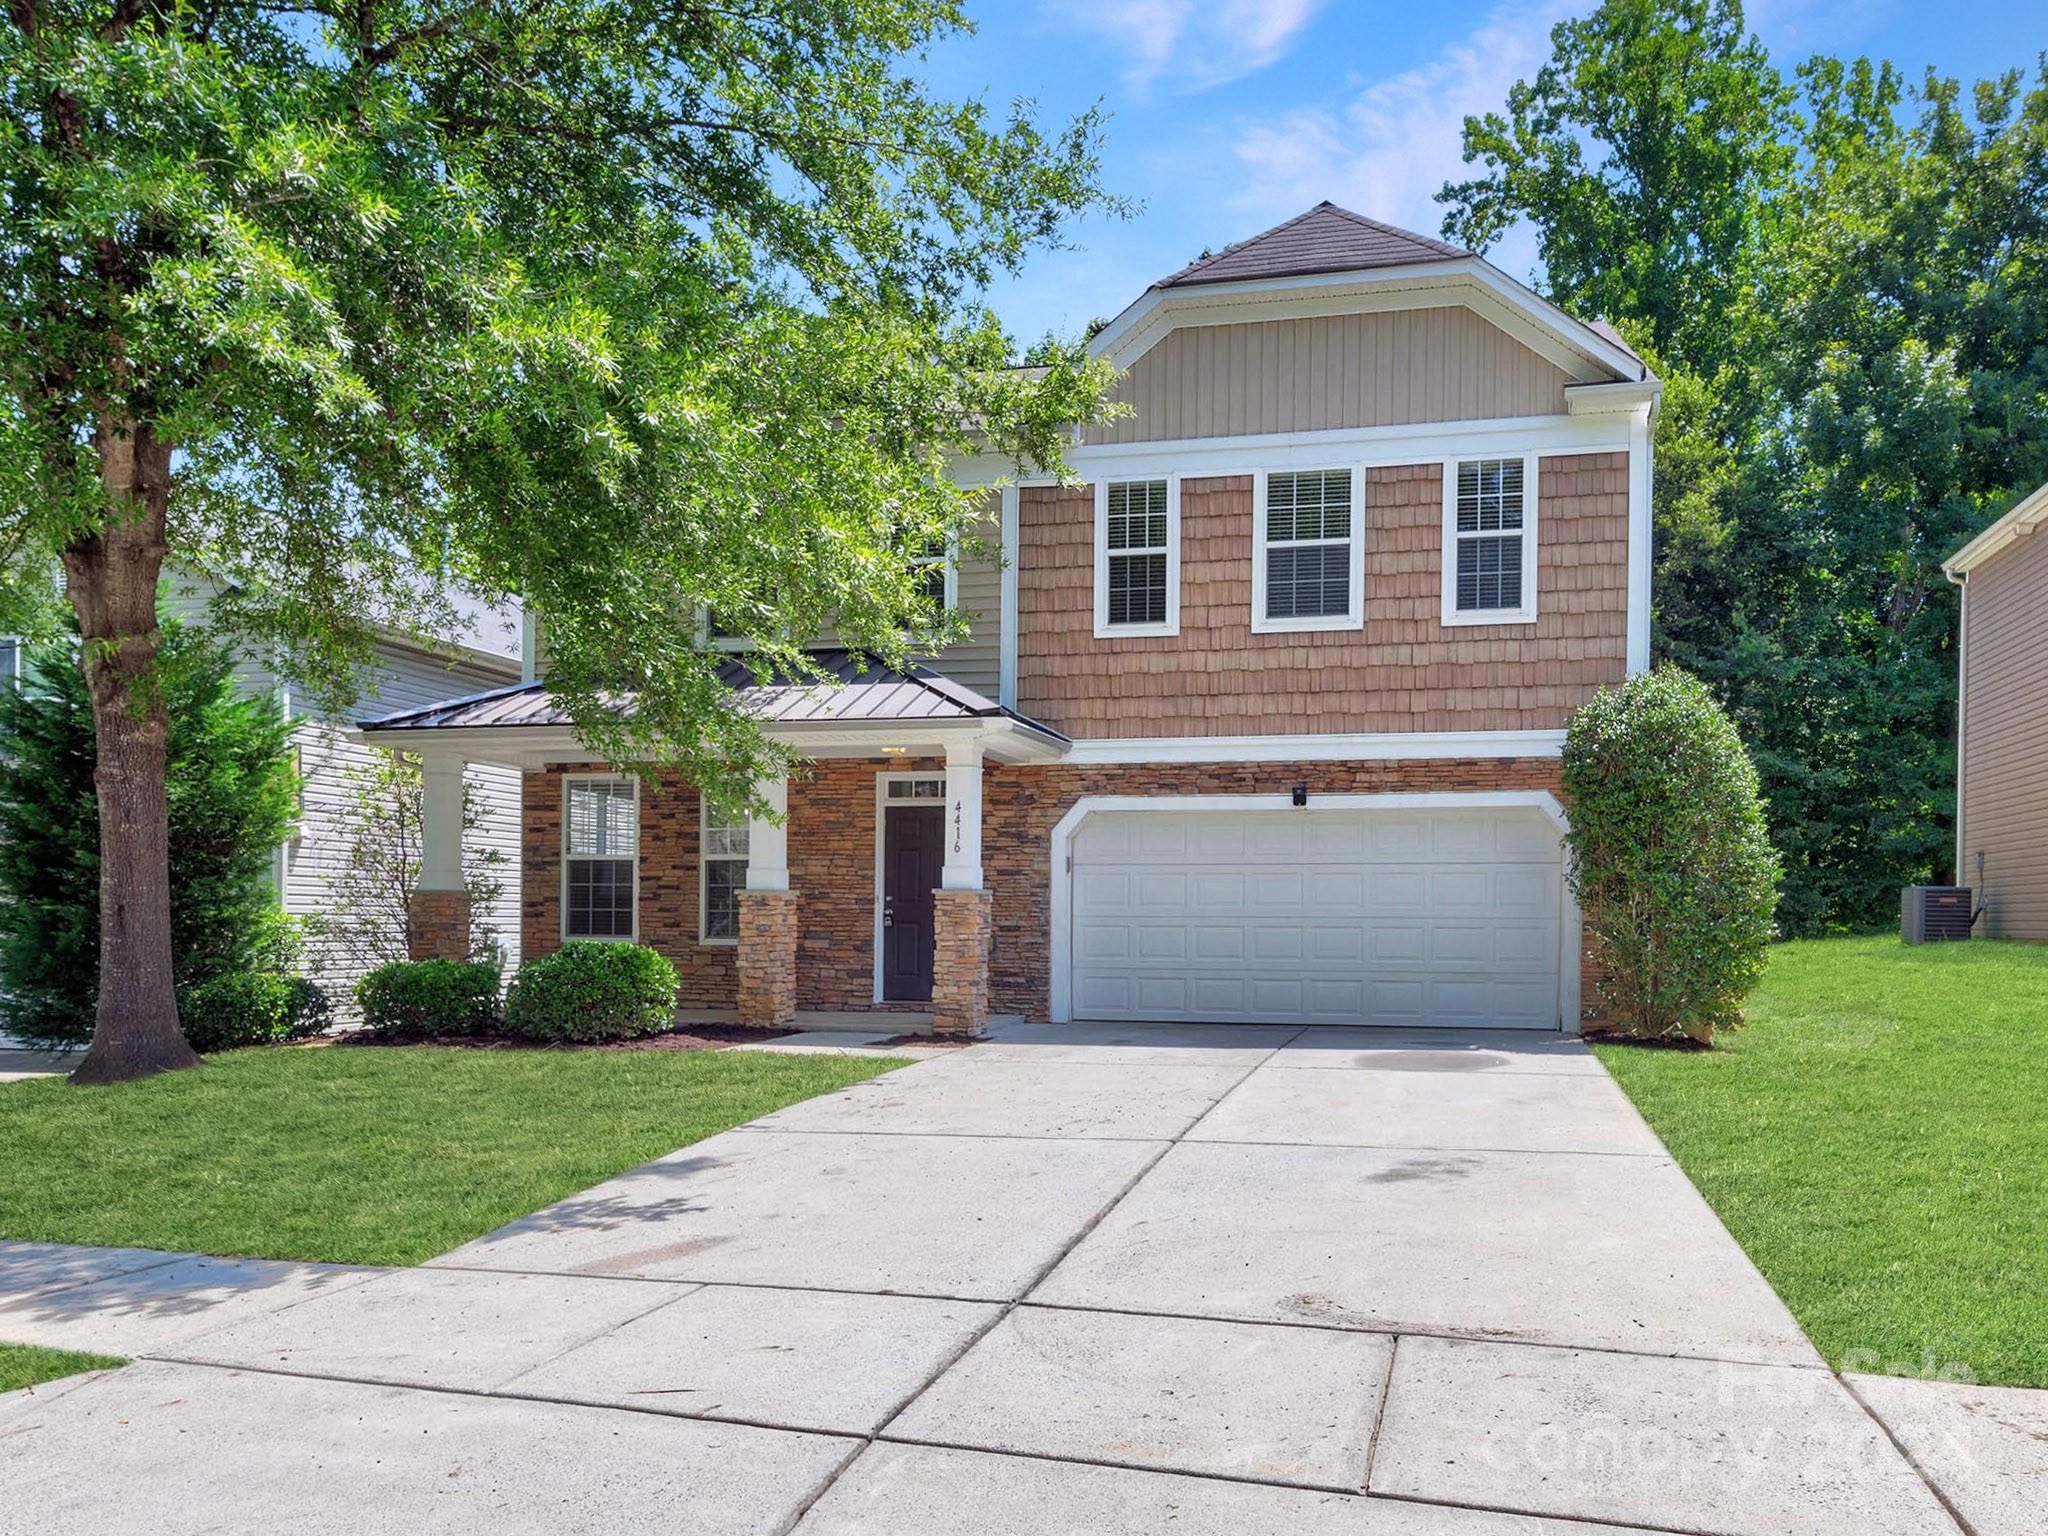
[1595,935,2048,1387]
[0,1045,902,1266]
[0,1342,125,1395]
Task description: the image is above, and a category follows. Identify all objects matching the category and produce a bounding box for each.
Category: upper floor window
[1254,468,1363,633]
[1442,456,1538,625]
[564,777,636,939]
[700,799,751,943]
[1093,477,1179,638]
[908,534,955,612]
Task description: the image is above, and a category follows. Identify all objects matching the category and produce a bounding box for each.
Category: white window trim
[1440,452,1540,627]
[693,606,752,653]
[1251,467,1366,634]
[698,795,751,946]
[911,534,960,613]
[1092,475,1180,639]
[561,775,639,944]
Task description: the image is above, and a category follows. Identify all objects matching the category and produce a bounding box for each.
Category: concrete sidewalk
[5,1021,2039,1534]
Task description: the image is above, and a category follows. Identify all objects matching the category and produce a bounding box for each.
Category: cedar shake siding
[1959,527,2048,938]
[1017,453,1629,740]
[1084,309,1571,446]
[520,755,1602,1026]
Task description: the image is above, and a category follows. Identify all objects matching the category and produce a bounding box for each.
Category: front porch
[360,654,1070,1037]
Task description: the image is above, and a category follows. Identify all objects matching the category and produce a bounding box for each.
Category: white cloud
[1228,1,1584,278]
[1046,0,1325,94]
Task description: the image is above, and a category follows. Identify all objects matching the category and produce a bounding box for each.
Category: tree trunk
[62,417,199,1084]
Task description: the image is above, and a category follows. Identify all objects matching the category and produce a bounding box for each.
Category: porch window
[700,800,751,942]
[1093,477,1179,637]
[1442,455,1538,625]
[564,777,636,939]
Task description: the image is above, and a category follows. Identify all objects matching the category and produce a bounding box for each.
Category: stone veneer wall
[406,888,472,961]
[522,755,1602,1028]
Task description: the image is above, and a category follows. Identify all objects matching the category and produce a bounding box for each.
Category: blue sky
[924,1,2039,345]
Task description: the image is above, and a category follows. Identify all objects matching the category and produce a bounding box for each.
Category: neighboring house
[169,577,527,1005]
[1944,479,2048,939]
[362,203,1659,1035]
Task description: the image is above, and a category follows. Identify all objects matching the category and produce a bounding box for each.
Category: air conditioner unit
[1901,886,1975,944]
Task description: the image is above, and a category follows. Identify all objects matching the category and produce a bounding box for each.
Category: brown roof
[358,649,1068,740]
[1158,202,1469,289]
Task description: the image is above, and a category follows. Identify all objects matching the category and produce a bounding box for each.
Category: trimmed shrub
[505,942,679,1044]
[356,959,500,1038]
[1563,667,1781,1043]
[0,621,299,1048]
[180,972,332,1053]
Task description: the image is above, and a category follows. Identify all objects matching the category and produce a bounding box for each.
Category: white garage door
[1069,805,1564,1029]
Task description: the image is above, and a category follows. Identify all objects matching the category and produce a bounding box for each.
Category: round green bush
[504,942,679,1044]
[355,958,501,1038]
[1562,667,1782,1043]
[181,971,332,1054]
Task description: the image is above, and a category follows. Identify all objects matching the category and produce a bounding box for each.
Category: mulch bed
[872,1033,974,1050]
[337,1024,798,1052]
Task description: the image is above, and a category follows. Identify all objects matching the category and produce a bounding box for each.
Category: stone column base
[932,888,993,1038]
[406,889,472,961]
[737,889,800,1028]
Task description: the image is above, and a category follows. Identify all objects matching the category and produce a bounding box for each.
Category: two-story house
[360,204,1658,1036]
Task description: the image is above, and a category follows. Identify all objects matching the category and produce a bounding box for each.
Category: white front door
[1068,805,1565,1029]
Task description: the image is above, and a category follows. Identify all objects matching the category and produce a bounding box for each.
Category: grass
[0,1341,124,1394]
[1594,935,2048,1388]
[0,1044,903,1267]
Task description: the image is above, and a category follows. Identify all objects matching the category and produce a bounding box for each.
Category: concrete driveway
[1,1023,1992,1534]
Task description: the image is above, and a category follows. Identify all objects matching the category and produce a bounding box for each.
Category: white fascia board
[1096,260,1642,386]
[1062,729,1566,765]
[1943,478,2048,581]
[1038,414,1630,485]
[1566,379,1662,416]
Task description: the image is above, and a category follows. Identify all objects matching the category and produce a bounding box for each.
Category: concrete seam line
[1361,1484,1725,1536]
[490,1283,704,1395]
[799,1033,1300,1519]
[1358,1332,1399,1492]
[869,1426,1362,1496]
[133,1353,867,1442]
[1836,1372,1980,1536]
[417,1261,1010,1307]
[130,1355,1716,1536]
[1005,1297,1832,1373]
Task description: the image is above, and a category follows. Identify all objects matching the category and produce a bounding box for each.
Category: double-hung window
[564,777,637,939]
[1093,478,1179,637]
[699,801,751,943]
[1443,456,1538,624]
[908,535,955,612]
[1254,468,1363,631]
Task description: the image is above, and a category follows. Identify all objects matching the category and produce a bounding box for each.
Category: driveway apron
[3,1022,1982,1534]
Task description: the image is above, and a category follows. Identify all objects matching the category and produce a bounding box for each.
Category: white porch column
[941,738,984,891]
[408,747,473,961]
[416,749,468,892]
[745,773,790,892]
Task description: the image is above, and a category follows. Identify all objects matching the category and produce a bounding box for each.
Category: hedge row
[355,941,680,1043]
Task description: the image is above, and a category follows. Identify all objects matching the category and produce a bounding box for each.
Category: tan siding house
[368,202,1660,1036]
[1946,482,2048,939]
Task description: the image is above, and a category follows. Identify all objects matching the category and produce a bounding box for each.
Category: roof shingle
[1158,202,1469,289]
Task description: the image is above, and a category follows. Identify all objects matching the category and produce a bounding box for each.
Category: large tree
[1440,1,2048,933]
[2,1,1118,1082]
[1438,0,1792,376]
